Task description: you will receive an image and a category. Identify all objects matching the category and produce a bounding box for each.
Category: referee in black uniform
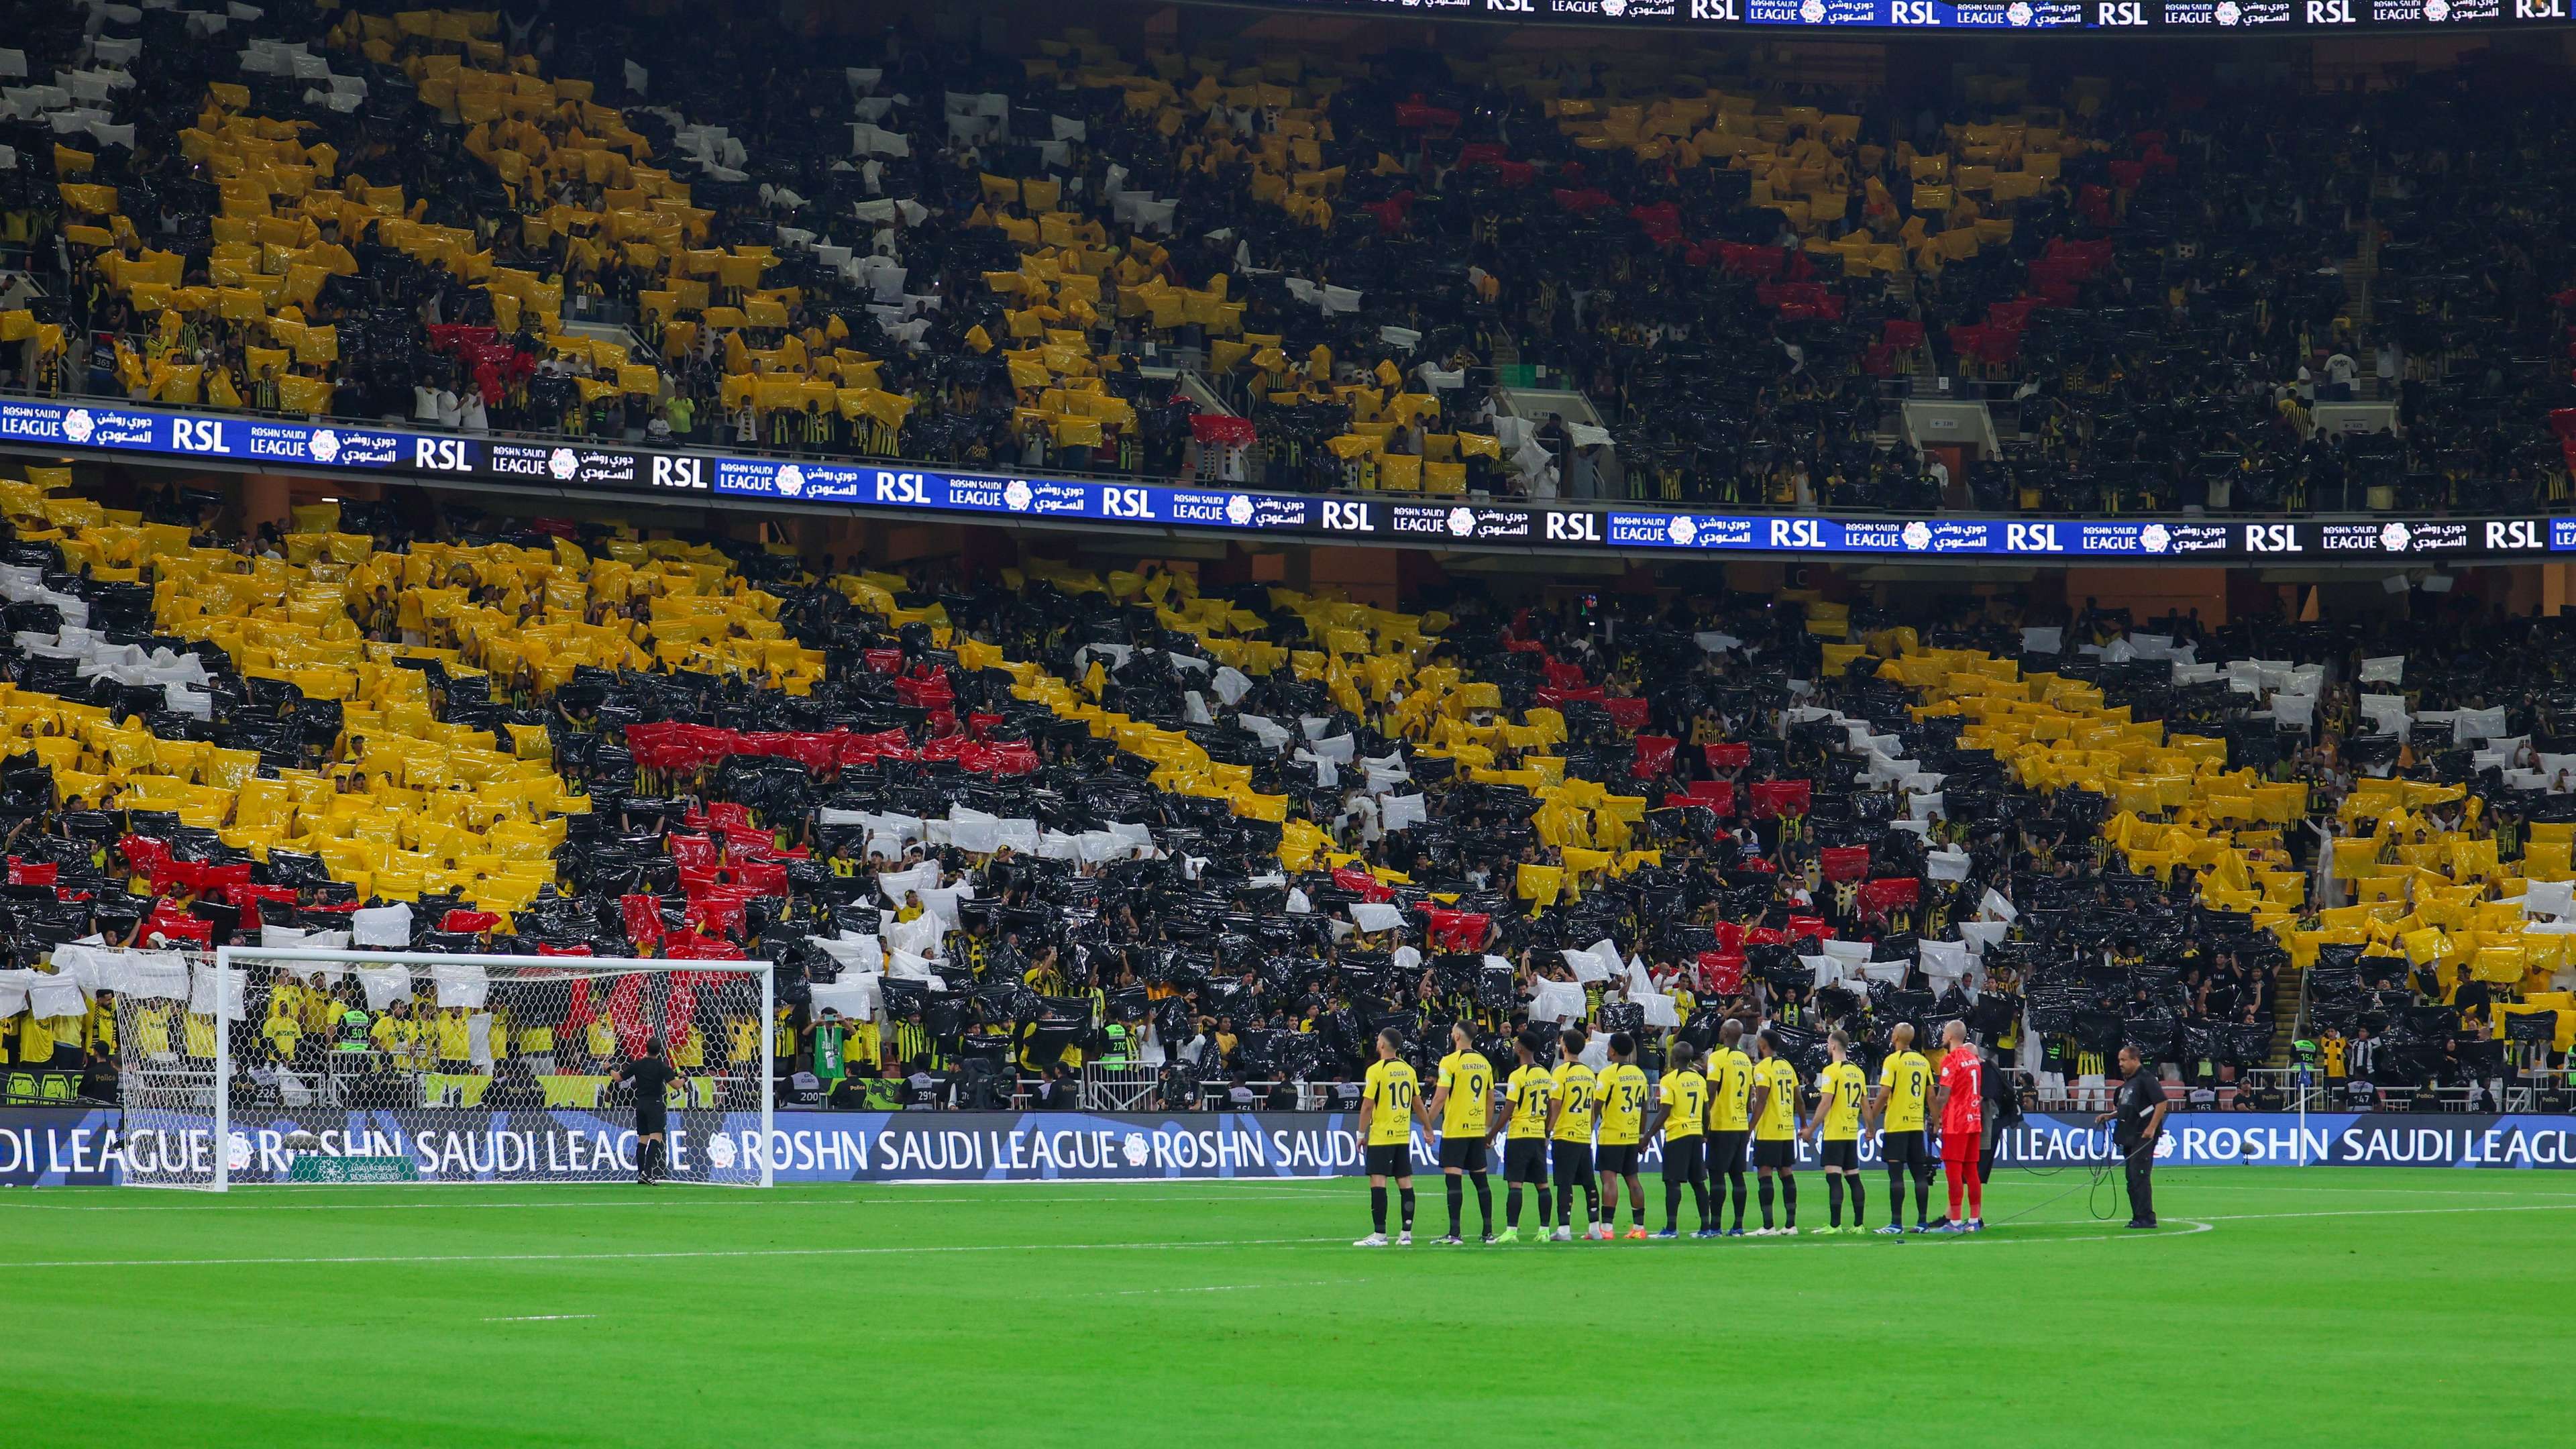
[609,1034,679,1185]
[2095,1046,2167,1229]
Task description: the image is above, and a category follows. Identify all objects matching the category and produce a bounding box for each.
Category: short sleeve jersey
[1819,1061,1867,1140]
[1939,1050,1985,1137]
[1503,1065,1556,1140]
[1657,1069,1707,1140]
[1595,1063,1650,1145]
[1878,1050,1933,1132]
[1754,1057,1801,1140]
[1437,1050,1495,1137]
[1363,1059,1421,1146]
[1709,1047,1755,1132]
[1550,1062,1599,1143]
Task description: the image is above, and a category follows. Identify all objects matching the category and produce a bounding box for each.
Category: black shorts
[1364,1143,1413,1178]
[1820,1138,1861,1171]
[1596,1142,1641,1175]
[1752,1138,1796,1170]
[1438,1136,1491,1172]
[1880,1129,1931,1170]
[633,1111,669,1140]
[1707,1130,1750,1175]
[1550,1140,1593,1183]
[1504,1138,1550,1184]
[1661,1136,1707,1177]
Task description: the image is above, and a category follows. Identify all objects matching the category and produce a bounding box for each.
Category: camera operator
[2095,1045,2168,1230]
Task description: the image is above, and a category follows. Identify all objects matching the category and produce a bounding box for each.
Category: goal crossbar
[140,948,780,1191]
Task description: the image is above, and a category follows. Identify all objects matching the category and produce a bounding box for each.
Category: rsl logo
[2216,0,2241,18]
[775,464,806,498]
[309,428,341,464]
[708,1133,739,1170]
[548,447,579,481]
[1226,494,1255,527]
[2380,521,2412,552]
[1900,520,1934,551]
[1122,1132,1150,1166]
[62,408,95,445]
[1448,506,1477,539]
[1667,515,1698,546]
[1004,479,1033,512]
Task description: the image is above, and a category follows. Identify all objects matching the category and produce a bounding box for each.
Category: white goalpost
[113,947,774,1191]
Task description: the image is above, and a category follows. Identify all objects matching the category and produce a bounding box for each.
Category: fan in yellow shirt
[1870,1022,1937,1232]
[1800,1030,1871,1235]
[1746,1031,1803,1236]
[1354,1028,1420,1246]
[1495,1028,1558,1243]
[1548,1027,1602,1241]
[1425,1024,1497,1244]
[1643,1038,1712,1237]
[1591,1031,1652,1240]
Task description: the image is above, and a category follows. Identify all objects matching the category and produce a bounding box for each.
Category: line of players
[1353,1017,1988,1246]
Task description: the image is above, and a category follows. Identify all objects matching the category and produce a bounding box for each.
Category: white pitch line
[2192,1201,2576,1223]
[484,1314,598,1322]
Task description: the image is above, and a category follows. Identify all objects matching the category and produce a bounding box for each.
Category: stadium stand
[0,453,2568,1118]
[4,5,2571,510]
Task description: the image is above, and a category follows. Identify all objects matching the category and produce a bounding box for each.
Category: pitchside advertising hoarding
[1,395,2565,561]
[6,1108,2576,1185]
[1265,0,2547,28]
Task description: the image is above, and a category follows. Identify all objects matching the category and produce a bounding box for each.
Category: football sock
[1446,1175,1464,1235]
[1847,1173,1866,1227]
[1780,1174,1796,1228]
[1827,1174,1845,1227]
[1371,1186,1388,1234]
[1399,1187,1416,1232]
[1887,1167,1911,1226]
[1758,1175,1775,1230]
[1506,1184,1523,1229]
[1472,1172,1493,1232]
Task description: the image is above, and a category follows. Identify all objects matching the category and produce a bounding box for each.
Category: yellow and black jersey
[1817,1061,1867,1140]
[1754,1056,1801,1140]
[1879,1049,1933,1132]
[1362,1059,1420,1147]
[1503,1065,1555,1140]
[1595,1063,1650,1146]
[1436,1050,1495,1137]
[1656,1069,1707,1140]
[1708,1046,1754,1133]
[1550,1062,1599,1143]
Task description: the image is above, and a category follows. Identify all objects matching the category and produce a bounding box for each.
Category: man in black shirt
[608,1035,678,1185]
[2095,1046,2168,1230]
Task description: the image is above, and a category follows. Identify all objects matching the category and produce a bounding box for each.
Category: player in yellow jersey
[1870,1021,1937,1234]
[1547,1027,1601,1242]
[1592,1032,1652,1240]
[1354,1028,1419,1247]
[1745,1029,1803,1235]
[1495,1028,1556,1243]
[1642,1036,1711,1239]
[1801,1029,1870,1235]
[1426,1024,1497,1244]
[1705,1018,1756,1236]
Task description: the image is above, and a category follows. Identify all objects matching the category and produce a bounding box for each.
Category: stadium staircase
[2266,962,2308,1069]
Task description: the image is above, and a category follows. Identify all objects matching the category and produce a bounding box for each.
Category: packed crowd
[0,458,2571,1122]
[5,5,2571,510]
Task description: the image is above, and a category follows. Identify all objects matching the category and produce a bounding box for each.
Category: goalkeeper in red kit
[1933,1021,1985,1232]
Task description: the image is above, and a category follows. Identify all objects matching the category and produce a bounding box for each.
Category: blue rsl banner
[7,1109,2576,1185]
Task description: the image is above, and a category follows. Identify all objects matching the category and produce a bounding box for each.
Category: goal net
[112,948,774,1190]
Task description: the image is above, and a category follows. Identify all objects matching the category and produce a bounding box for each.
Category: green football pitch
[7,1167,2571,1448]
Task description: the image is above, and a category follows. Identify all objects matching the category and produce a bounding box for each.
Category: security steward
[2095,1044,2168,1230]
